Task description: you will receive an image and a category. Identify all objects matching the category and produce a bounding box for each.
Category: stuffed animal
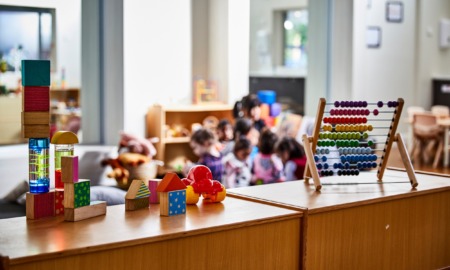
[102,152,151,189]
[118,131,159,158]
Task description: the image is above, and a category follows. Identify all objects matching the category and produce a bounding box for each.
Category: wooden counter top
[0,197,301,266]
[228,170,450,214]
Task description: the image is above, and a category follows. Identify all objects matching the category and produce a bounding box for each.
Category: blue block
[168,190,186,216]
[257,90,276,105]
[22,60,50,86]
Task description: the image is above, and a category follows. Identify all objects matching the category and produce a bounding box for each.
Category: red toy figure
[182,165,226,204]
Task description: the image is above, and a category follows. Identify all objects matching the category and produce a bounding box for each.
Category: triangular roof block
[125,180,150,199]
[156,173,186,192]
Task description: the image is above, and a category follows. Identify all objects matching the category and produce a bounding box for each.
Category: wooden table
[0,197,302,270]
[228,170,450,270]
[437,117,450,167]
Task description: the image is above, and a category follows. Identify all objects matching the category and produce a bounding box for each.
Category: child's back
[251,129,284,184]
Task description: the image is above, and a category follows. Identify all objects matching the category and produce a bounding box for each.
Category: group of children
[187,94,307,189]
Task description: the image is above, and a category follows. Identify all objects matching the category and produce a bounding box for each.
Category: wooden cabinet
[146,104,233,173]
[0,197,302,270]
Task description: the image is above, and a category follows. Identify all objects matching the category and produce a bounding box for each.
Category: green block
[74,180,90,208]
[21,60,50,86]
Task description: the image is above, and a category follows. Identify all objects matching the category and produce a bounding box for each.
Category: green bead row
[319,132,369,140]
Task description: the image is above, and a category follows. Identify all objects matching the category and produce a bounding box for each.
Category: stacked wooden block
[21,60,50,138]
[22,60,53,220]
[61,156,107,221]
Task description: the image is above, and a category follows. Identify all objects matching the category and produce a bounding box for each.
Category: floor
[386,144,450,175]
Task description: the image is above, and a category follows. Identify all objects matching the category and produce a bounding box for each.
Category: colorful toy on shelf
[302,98,418,191]
[156,173,187,216]
[194,79,218,104]
[181,165,226,204]
[51,131,79,189]
[125,179,151,211]
[256,90,281,128]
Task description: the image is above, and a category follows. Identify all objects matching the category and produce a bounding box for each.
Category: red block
[55,190,64,215]
[26,191,55,219]
[23,86,50,112]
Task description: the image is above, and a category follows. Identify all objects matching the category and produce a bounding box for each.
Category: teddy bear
[102,132,159,189]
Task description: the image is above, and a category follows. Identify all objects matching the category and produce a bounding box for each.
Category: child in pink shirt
[251,129,284,185]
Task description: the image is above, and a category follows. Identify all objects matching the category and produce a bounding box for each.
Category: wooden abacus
[302,98,418,191]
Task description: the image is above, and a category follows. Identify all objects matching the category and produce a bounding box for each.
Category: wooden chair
[410,112,444,168]
[431,105,450,118]
[406,106,425,150]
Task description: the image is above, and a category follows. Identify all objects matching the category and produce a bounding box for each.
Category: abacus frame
[302,98,418,191]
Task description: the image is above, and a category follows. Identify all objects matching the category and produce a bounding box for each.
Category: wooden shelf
[162,104,233,112]
[164,137,190,144]
[146,104,233,172]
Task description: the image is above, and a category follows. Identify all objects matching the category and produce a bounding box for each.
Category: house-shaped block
[156,173,187,216]
[125,179,150,211]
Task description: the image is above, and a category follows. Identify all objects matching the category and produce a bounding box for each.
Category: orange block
[156,173,186,192]
[260,104,270,119]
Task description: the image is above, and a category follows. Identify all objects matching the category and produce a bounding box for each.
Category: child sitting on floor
[188,128,223,182]
[222,136,252,188]
[251,129,284,185]
[275,137,307,181]
[216,119,234,152]
[241,94,266,132]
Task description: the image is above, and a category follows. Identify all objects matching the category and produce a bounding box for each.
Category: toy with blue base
[21,60,53,219]
[302,98,418,191]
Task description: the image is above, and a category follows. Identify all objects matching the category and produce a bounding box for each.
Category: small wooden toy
[21,112,50,125]
[148,179,161,204]
[303,98,418,191]
[22,59,52,220]
[23,86,50,112]
[182,165,226,204]
[61,156,78,183]
[51,131,79,189]
[64,180,91,208]
[54,190,64,215]
[21,60,51,86]
[64,201,107,222]
[22,124,50,138]
[156,173,187,216]
[60,144,107,221]
[125,179,150,211]
[159,190,186,216]
[26,191,55,219]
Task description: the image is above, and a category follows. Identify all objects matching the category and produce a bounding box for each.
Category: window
[283,10,308,69]
[0,5,56,72]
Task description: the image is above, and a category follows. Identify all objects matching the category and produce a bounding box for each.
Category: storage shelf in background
[164,137,190,144]
[163,104,232,112]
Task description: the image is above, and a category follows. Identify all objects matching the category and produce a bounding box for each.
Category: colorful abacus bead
[377,101,383,108]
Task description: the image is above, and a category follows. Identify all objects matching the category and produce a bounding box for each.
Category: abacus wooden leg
[302,134,322,191]
[432,138,444,169]
[395,133,418,188]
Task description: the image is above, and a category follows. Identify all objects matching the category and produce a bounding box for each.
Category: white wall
[123,1,192,137]
[0,0,81,88]
[249,0,307,76]
[208,0,229,102]
[228,0,250,104]
[416,0,450,109]
[192,0,250,104]
[352,0,416,105]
